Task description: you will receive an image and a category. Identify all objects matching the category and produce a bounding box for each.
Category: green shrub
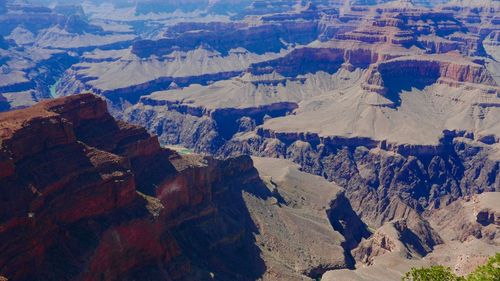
[402,253,499,281]
[403,265,464,281]
[467,253,500,281]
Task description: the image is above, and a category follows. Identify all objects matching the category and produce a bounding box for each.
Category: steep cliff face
[0,94,150,281]
[0,94,266,281]
[362,54,498,99]
[219,131,500,227]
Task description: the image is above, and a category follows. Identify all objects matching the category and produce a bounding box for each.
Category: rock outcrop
[354,213,443,265]
[362,54,498,98]
[0,94,269,281]
[246,157,370,280]
[427,192,500,244]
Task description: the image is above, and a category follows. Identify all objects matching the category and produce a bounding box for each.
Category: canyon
[0,0,499,280]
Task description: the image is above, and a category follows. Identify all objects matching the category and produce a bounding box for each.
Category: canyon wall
[219,131,500,227]
[0,94,264,280]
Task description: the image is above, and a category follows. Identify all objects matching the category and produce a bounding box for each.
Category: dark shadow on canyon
[170,162,271,281]
[379,67,440,107]
[327,194,371,270]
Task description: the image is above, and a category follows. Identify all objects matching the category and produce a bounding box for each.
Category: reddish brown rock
[0,150,14,178]
[362,53,498,95]
[0,93,266,281]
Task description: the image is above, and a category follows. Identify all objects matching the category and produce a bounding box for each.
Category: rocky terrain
[0,0,499,280]
[0,1,135,110]
[1,91,497,280]
[123,0,500,221]
[324,192,500,280]
[120,1,500,279]
[0,93,376,280]
[0,93,267,280]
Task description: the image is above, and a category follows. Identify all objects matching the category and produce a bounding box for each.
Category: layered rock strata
[0,94,263,280]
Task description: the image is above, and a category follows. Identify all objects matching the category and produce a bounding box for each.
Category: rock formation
[0,93,263,280]
[0,94,373,281]
[0,2,136,110]
[49,0,499,111]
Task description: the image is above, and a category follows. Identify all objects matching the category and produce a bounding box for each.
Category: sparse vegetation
[467,253,500,281]
[403,253,500,281]
[137,191,164,218]
[403,266,464,281]
[178,148,193,155]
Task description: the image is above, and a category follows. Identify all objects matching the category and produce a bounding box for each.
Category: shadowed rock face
[131,21,319,58]
[0,94,271,281]
[218,132,500,227]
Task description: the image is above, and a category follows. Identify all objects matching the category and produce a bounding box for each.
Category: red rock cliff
[0,93,264,281]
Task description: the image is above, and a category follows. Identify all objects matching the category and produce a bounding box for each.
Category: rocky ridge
[0,93,260,280]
